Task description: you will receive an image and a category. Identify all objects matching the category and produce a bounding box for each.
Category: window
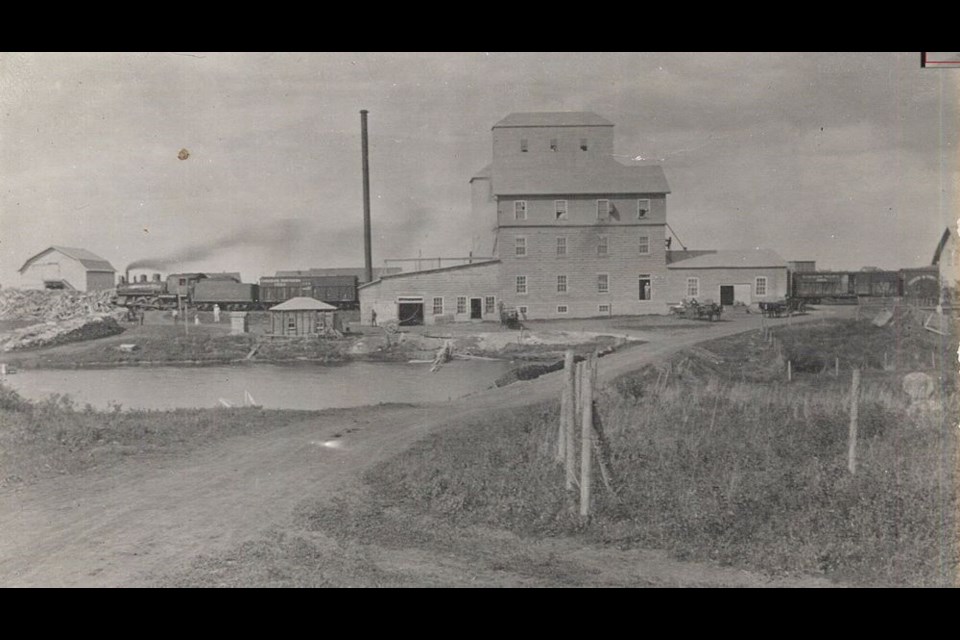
[520,138,528,152]
[756,276,768,296]
[456,296,467,314]
[550,138,558,152]
[597,199,609,220]
[599,304,611,314]
[555,200,567,220]
[597,235,608,256]
[485,296,495,314]
[637,199,651,218]
[557,305,568,314]
[686,277,699,298]
[433,297,444,315]
[178,278,186,286]
[518,306,528,316]
[514,200,527,220]
[639,235,650,255]
[515,236,527,257]
[557,275,567,293]
[638,275,652,300]
[556,236,567,256]
[516,275,527,295]
[287,316,296,330]
[580,138,589,151]
[598,274,609,294]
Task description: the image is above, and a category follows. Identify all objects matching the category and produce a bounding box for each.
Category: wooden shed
[268,297,340,336]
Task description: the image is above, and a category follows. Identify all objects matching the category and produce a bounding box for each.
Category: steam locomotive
[114,272,359,311]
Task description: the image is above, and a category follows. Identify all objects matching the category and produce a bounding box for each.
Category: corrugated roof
[492,156,670,196]
[666,249,787,269]
[493,112,614,128]
[19,246,116,273]
[268,297,338,311]
[274,267,399,280]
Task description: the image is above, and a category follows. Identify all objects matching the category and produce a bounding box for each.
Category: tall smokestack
[360,109,373,284]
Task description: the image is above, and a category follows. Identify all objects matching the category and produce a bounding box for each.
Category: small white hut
[268,297,340,336]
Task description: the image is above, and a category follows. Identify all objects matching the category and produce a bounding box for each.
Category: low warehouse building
[18,246,117,292]
[666,249,788,305]
[268,297,340,336]
[359,260,500,326]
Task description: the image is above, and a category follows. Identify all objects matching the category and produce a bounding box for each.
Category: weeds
[368,319,959,586]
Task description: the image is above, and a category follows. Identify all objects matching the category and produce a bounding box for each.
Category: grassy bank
[366,318,958,586]
[0,382,334,487]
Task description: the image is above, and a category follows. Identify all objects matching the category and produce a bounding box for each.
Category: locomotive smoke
[125,219,313,272]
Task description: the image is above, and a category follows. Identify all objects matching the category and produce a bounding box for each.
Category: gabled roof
[667,248,787,269]
[493,112,614,128]
[269,297,338,311]
[19,246,116,273]
[491,155,670,196]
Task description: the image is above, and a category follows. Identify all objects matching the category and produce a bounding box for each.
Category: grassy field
[367,316,959,586]
[0,382,334,487]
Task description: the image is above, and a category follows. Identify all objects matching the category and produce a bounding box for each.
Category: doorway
[720,286,735,305]
[470,298,482,320]
[398,302,424,326]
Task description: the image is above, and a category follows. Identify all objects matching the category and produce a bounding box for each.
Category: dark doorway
[398,302,424,326]
[470,298,482,319]
[720,286,735,305]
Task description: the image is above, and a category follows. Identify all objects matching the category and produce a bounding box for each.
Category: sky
[1,52,957,284]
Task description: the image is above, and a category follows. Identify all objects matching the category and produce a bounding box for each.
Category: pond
[2,360,514,411]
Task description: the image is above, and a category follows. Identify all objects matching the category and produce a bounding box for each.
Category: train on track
[114,272,359,311]
[790,266,941,304]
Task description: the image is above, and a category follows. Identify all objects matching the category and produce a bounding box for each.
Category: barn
[18,246,117,292]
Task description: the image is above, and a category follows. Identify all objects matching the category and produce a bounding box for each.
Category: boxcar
[900,267,940,303]
[791,272,855,303]
[259,275,358,309]
[854,270,900,297]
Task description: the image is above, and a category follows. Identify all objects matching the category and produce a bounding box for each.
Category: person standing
[371,308,378,327]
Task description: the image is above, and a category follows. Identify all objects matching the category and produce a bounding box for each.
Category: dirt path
[0,312,841,587]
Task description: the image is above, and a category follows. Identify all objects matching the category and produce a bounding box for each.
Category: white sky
[1,52,957,283]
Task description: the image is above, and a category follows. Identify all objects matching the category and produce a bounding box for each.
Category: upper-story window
[687,277,700,298]
[639,236,650,255]
[515,236,527,257]
[638,199,651,218]
[556,236,567,256]
[580,138,589,151]
[555,200,567,221]
[520,138,528,152]
[550,138,558,152]
[597,199,609,220]
[597,235,608,256]
[514,200,527,220]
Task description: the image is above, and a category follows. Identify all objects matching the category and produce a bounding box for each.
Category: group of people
[128,304,222,326]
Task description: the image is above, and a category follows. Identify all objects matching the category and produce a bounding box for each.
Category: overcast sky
[1,52,957,283]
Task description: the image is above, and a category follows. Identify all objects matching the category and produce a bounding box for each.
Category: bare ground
[0,309,849,587]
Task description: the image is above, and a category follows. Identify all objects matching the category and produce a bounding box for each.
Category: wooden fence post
[848,368,861,475]
[787,359,792,382]
[835,356,839,378]
[557,351,573,463]
[580,356,594,517]
[563,352,577,488]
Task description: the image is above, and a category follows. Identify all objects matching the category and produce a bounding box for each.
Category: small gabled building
[268,296,340,336]
[18,246,117,292]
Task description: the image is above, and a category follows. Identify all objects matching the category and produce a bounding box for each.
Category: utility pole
[361,110,373,285]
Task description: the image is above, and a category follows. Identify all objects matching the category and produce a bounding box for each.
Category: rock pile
[0,288,119,322]
[0,314,124,352]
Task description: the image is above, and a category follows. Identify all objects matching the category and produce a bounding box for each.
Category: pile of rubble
[0,288,120,323]
[1,314,124,352]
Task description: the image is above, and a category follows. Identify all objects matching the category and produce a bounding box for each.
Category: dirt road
[0,312,841,587]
